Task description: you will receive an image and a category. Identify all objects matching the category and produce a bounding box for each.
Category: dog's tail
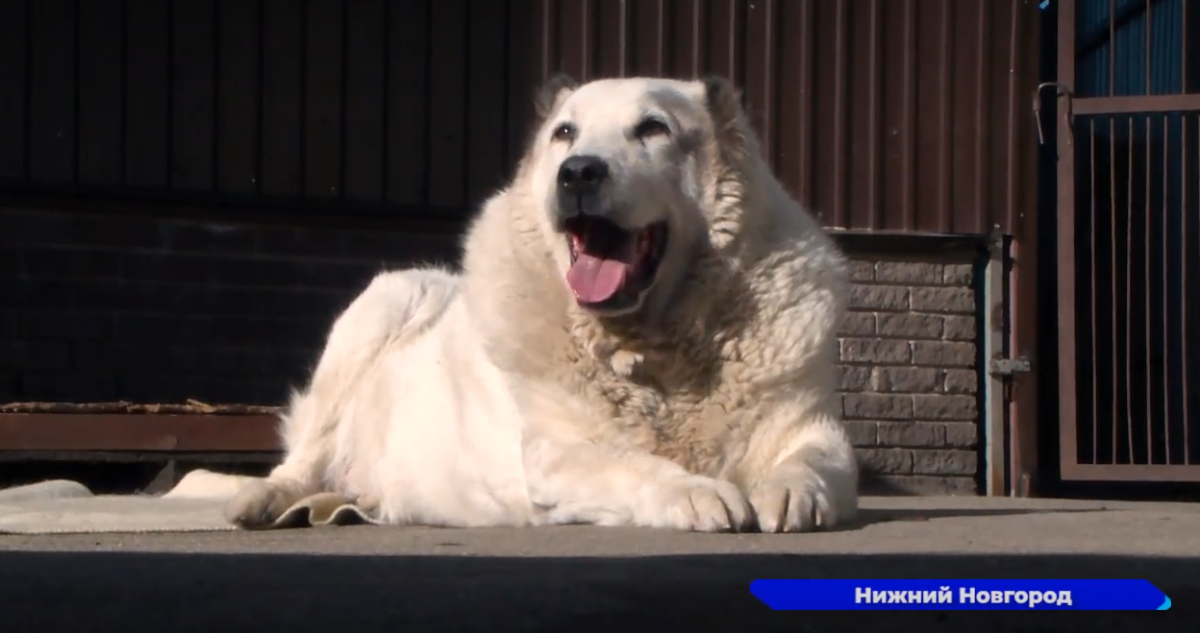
[276,268,460,465]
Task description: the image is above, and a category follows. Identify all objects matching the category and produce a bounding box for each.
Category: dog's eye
[634,118,670,140]
[551,123,576,143]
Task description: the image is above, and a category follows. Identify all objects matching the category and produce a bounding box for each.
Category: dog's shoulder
[716,186,849,394]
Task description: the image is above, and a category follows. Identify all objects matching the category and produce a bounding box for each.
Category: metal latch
[1032,82,1074,155]
[989,357,1032,377]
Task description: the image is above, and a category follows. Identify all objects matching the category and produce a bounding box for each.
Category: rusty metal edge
[1057,0,1082,488]
[1004,0,1041,499]
[1060,462,1200,482]
[1072,94,1200,116]
[1009,235,1040,498]
[984,235,1007,496]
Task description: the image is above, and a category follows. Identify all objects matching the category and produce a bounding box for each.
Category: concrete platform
[1,496,1195,631]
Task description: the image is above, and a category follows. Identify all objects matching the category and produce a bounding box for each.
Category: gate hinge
[989,357,1032,377]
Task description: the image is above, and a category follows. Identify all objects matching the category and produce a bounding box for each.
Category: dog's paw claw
[646,476,755,533]
[749,476,835,533]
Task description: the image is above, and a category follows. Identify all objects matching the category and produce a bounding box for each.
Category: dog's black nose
[557,155,609,194]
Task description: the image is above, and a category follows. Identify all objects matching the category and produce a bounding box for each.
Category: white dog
[225,75,858,533]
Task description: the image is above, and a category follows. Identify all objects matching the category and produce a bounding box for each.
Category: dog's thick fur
[226,76,858,533]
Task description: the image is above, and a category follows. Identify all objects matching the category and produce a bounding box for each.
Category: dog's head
[520,75,751,319]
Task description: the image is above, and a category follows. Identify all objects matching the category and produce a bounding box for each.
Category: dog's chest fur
[559,311,753,476]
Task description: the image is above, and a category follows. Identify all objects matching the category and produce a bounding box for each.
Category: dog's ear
[700,75,744,131]
[697,76,752,188]
[534,73,579,121]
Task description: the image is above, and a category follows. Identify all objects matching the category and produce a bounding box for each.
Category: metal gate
[1056,0,1200,481]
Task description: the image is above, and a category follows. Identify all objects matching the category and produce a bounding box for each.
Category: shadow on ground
[854,506,1110,526]
[0,549,1189,632]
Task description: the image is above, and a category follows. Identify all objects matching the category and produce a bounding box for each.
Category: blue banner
[751,579,1171,611]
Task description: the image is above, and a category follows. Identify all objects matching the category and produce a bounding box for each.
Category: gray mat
[0,470,377,535]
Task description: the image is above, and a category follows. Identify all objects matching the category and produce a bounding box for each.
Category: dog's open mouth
[563,215,669,311]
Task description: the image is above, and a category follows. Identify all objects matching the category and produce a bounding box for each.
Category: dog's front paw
[748,472,838,533]
[224,479,307,529]
[643,476,755,533]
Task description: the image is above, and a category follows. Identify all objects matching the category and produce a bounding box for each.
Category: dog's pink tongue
[566,254,628,303]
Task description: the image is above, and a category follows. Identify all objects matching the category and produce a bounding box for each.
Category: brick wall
[0,208,459,405]
[837,253,983,495]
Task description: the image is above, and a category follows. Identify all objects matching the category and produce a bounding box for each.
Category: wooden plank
[124,0,171,188]
[384,0,429,206]
[28,0,77,185]
[0,401,282,415]
[0,0,28,179]
[170,0,216,192]
[260,0,304,197]
[0,450,280,463]
[77,0,125,187]
[343,0,386,202]
[465,0,508,209]
[427,0,467,209]
[0,414,281,452]
[216,0,262,195]
[303,0,344,198]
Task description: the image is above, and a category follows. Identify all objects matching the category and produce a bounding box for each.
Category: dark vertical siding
[0,0,1040,234]
[0,0,476,218]
[342,0,387,202]
[519,0,1041,234]
[302,0,343,200]
[384,0,430,206]
[123,0,170,189]
[426,0,467,209]
[77,0,124,187]
[465,0,510,203]
[215,0,261,197]
[259,0,303,198]
[27,0,76,186]
[169,0,215,193]
[0,0,26,181]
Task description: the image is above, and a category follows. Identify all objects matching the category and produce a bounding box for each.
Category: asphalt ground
[1,496,1195,632]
